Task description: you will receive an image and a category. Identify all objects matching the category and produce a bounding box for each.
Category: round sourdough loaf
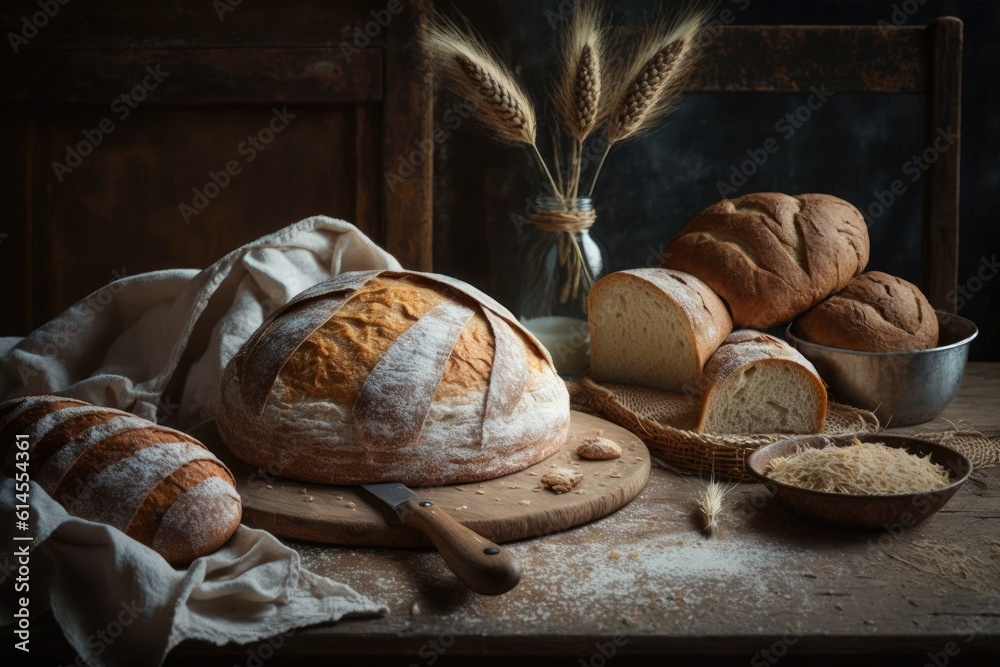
[217,271,570,486]
[794,271,939,351]
[0,395,241,564]
[660,193,870,328]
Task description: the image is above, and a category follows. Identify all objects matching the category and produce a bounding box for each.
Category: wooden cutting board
[197,411,650,547]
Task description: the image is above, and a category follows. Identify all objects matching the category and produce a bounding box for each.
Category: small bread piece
[697,331,827,435]
[588,268,733,392]
[576,437,623,460]
[661,193,870,328]
[794,271,939,351]
[541,468,584,494]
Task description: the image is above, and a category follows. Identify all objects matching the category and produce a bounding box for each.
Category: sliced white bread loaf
[588,268,733,392]
[697,330,827,434]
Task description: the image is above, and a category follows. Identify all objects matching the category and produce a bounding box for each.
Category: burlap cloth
[569,377,1000,479]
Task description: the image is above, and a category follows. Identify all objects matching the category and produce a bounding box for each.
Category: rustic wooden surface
[171,362,1000,660]
[216,411,650,547]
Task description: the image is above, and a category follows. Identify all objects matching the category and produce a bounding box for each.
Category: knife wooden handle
[397,498,521,595]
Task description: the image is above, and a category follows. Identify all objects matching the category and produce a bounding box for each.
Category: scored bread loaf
[794,271,939,351]
[661,193,870,328]
[697,330,827,435]
[587,268,733,392]
[0,395,241,564]
[218,270,570,487]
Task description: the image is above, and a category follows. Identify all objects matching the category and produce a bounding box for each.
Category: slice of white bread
[697,330,827,434]
[588,268,733,392]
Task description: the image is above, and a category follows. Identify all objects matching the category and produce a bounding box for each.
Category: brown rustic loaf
[588,268,732,392]
[794,271,939,351]
[218,270,570,486]
[660,193,870,328]
[0,395,241,564]
[697,330,828,435]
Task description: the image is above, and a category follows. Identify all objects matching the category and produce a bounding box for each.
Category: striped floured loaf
[0,395,241,564]
[217,270,570,486]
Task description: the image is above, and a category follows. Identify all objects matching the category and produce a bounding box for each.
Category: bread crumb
[574,490,587,495]
[347,502,356,508]
[265,484,273,490]
[509,484,524,489]
[304,495,314,502]
[527,472,538,476]
[609,472,623,478]
[336,495,344,500]
[610,552,620,560]
[629,553,639,560]
[455,505,468,511]
[300,488,309,495]
[577,437,623,460]
[454,486,466,492]
[541,468,584,494]
[475,490,486,495]
[519,500,531,505]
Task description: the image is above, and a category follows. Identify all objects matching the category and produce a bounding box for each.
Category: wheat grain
[608,40,684,142]
[586,8,709,195]
[421,16,538,147]
[699,476,735,539]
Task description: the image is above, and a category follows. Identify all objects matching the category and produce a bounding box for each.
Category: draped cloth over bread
[0,217,399,666]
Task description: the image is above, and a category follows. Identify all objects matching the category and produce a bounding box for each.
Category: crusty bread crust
[661,193,870,328]
[218,271,570,486]
[696,330,828,433]
[794,271,939,351]
[0,395,241,565]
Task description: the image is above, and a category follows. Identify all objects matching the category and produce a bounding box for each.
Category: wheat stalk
[588,8,710,195]
[699,475,735,539]
[422,15,561,197]
[556,1,606,200]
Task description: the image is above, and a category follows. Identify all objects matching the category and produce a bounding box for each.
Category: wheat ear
[587,8,709,195]
[556,1,605,199]
[699,475,735,539]
[422,16,561,196]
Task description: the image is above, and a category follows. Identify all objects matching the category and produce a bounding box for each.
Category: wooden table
[171,363,996,663]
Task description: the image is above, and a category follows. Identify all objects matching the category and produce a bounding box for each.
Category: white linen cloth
[0,216,403,665]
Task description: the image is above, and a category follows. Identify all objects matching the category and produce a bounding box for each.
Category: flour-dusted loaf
[794,271,939,351]
[697,330,828,434]
[661,193,870,328]
[0,395,241,564]
[587,268,732,392]
[217,271,570,487]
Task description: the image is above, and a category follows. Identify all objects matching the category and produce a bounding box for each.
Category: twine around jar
[529,208,597,234]
[528,207,598,305]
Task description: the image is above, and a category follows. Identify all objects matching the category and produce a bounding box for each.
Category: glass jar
[517,195,606,377]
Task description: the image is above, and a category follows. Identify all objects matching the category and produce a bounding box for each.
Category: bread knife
[361,482,522,595]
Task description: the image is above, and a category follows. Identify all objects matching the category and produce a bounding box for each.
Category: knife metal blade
[361,482,419,509]
[360,481,521,595]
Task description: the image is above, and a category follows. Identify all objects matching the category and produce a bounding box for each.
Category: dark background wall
[433,0,999,360]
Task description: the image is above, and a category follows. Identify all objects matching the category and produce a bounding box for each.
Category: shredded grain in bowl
[765,438,951,495]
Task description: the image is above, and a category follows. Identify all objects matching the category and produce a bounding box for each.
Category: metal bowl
[746,433,971,530]
[785,311,977,427]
